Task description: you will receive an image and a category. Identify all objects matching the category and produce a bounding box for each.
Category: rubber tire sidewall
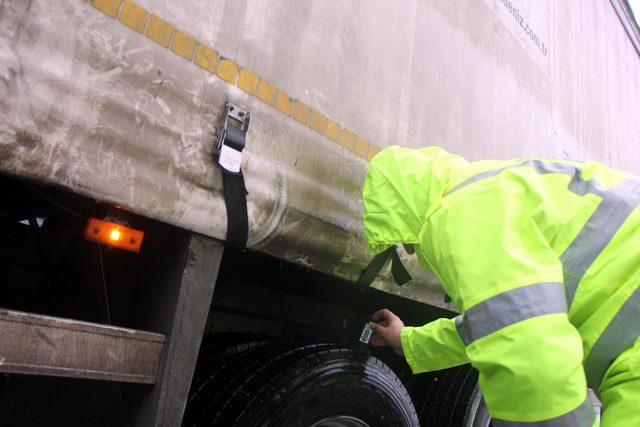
[462,385,491,427]
[253,355,418,427]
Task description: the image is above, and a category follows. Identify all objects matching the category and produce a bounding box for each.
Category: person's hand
[369,308,405,356]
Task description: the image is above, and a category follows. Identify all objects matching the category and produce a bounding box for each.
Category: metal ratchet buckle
[216,102,250,173]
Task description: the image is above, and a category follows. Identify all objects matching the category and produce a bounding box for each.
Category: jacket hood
[362,145,469,255]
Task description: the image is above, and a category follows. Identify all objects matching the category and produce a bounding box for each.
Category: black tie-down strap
[216,102,251,250]
[354,245,412,290]
[221,170,248,249]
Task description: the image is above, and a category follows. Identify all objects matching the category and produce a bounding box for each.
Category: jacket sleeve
[400,317,469,373]
[421,180,595,424]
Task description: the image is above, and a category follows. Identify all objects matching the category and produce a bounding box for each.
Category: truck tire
[184,333,272,425]
[192,332,271,382]
[417,364,491,427]
[461,385,491,427]
[185,340,418,426]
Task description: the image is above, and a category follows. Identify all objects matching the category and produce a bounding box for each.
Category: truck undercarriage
[0,174,483,425]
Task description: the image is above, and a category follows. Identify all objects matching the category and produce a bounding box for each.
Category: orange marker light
[109,228,123,242]
[84,218,144,253]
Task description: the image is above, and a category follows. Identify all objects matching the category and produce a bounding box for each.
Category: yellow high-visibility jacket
[362,146,640,426]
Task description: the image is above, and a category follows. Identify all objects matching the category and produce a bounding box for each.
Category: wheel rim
[310,415,370,427]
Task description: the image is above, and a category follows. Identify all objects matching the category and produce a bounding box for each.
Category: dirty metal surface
[0,308,166,384]
[1,1,639,309]
[147,235,223,427]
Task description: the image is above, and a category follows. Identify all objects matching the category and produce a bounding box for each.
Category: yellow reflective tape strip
[367,144,381,161]
[217,58,239,84]
[146,15,173,48]
[310,111,328,135]
[119,0,148,34]
[341,130,355,151]
[194,43,218,73]
[354,136,369,159]
[171,29,196,61]
[257,79,277,105]
[276,90,293,116]
[237,68,259,94]
[326,120,342,144]
[293,100,311,126]
[86,0,382,161]
[91,0,121,19]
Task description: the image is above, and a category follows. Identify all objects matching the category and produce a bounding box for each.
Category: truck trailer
[1,0,639,425]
